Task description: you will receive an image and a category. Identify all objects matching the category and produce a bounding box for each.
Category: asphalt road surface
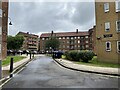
[2,55,119,89]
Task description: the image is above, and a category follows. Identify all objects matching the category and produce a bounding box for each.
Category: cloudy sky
[8,0,95,36]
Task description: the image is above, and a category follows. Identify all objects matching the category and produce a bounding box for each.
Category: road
[2,55,119,89]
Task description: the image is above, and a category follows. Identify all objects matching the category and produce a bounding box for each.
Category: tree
[45,36,60,51]
[7,35,24,50]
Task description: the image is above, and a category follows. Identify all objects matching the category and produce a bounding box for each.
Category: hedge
[64,50,95,63]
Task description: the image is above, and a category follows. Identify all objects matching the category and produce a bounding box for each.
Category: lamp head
[9,21,12,25]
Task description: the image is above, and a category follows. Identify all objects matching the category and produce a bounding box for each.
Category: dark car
[53,51,64,59]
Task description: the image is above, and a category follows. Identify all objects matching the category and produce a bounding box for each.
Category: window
[78,40,80,43]
[71,37,74,39]
[117,41,120,53]
[78,37,80,39]
[105,22,110,31]
[63,45,65,48]
[116,0,120,12]
[42,38,45,40]
[59,37,61,39]
[86,45,89,48]
[116,20,120,32]
[106,42,111,51]
[67,37,69,39]
[86,41,89,43]
[63,37,65,39]
[75,45,77,48]
[85,36,88,38]
[104,3,109,12]
[67,41,69,44]
[67,46,69,48]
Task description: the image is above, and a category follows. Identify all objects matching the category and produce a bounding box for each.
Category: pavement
[2,54,43,78]
[54,58,120,76]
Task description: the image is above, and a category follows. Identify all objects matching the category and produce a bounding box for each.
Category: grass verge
[2,56,26,66]
[62,55,120,68]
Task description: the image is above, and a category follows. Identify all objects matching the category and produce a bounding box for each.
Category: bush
[69,51,79,61]
[64,50,95,63]
[80,51,94,63]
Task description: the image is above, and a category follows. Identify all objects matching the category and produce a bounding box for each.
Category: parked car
[53,51,64,58]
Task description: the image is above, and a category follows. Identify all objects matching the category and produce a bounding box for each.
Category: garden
[62,50,120,68]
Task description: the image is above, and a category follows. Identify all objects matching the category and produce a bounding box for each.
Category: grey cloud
[8,2,95,36]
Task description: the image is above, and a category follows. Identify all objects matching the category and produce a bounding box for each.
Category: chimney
[76,29,78,33]
[51,31,54,34]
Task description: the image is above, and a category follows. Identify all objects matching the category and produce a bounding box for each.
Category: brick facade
[95,1,120,63]
[39,29,95,52]
[17,32,39,51]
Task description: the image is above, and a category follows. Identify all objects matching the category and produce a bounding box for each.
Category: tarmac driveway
[2,56,119,89]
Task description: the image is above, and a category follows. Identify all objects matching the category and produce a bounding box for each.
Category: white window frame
[117,41,120,53]
[115,0,120,12]
[104,3,109,12]
[106,41,111,51]
[105,22,110,31]
[116,20,120,32]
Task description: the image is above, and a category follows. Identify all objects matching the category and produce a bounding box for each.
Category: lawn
[2,56,26,66]
[62,55,120,68]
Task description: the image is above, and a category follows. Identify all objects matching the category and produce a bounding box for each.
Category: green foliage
[2,56,26,66]
[64,50,95,63]
[7,35,24,50]
[45,36,60,50]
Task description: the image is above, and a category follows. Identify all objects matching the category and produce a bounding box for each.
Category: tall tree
[7,35,24,50]
[45,36,60,51]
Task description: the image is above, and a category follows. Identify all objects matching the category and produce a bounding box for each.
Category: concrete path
[55,59,119,76]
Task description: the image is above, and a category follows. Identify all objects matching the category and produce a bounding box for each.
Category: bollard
[30,53,31,59]
[32,53,34,58]
[26,52,28,56]
[10,57,13,78]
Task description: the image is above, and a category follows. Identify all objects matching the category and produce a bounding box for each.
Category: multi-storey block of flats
[95,0,120,63]
[17,32,39,51]
[39,28,95,52]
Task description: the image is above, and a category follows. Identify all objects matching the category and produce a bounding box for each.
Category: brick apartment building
[39,28,95,52]
[17,32,39,51]
[89,26,96,53]
[0,0,9,59]
[95,0,120,63]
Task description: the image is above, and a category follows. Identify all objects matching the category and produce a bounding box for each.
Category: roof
[40,31,89,38]
[17,32,38,37]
